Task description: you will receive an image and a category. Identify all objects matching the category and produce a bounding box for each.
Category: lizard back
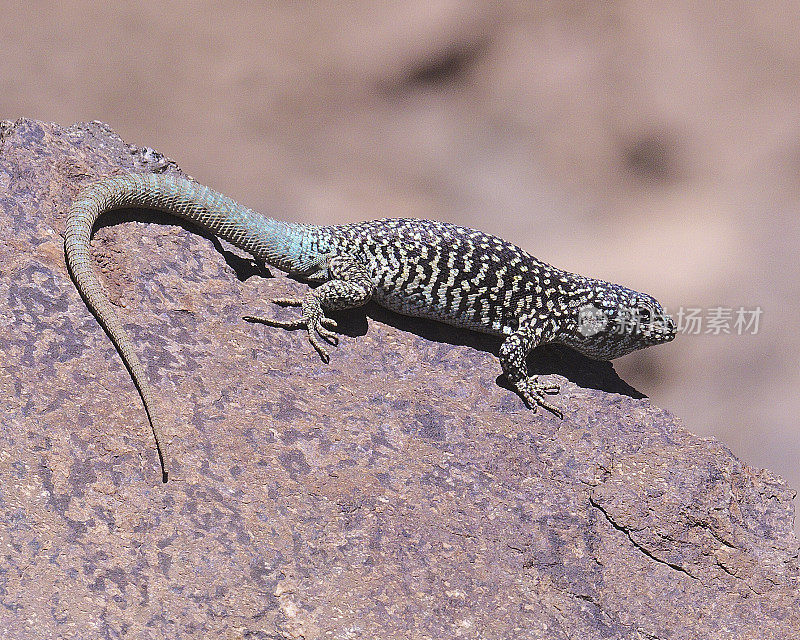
[330,218,570,336]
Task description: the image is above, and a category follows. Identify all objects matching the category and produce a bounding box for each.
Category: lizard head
[556,281,676,360]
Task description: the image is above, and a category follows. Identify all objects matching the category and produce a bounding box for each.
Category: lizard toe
[308,331,331,363]
[513,376,563,417]
[315,324,339,345]
[271,297,303,307]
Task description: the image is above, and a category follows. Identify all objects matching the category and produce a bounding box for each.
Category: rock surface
[0,118,798,639]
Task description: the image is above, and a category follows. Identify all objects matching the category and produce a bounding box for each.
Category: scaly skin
[65,173,676,482]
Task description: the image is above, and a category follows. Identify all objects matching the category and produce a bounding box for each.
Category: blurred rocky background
[2,2,798,521]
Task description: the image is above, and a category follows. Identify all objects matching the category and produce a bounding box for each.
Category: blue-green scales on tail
[65,173,676,482]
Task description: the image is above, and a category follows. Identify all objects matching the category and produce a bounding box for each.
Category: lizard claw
[301,299,339,359]
[243,295,339,362]
[513,376,564,418]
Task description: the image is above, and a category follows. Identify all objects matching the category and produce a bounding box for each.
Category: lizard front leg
[499,322,563,418]
[245,254,376,362]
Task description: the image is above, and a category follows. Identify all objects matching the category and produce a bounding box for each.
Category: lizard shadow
[94,209,272,280]
[330,302,645,400]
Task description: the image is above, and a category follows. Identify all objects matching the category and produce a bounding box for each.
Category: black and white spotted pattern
[306,218,676,416]
[324,218,578,335]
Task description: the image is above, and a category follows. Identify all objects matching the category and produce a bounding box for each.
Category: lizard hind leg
[244,295,340,362]
[244,254,376,363]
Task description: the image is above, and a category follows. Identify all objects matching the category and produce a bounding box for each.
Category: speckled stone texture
[0,118,798,639]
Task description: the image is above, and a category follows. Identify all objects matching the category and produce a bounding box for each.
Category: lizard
[64,173,676,482]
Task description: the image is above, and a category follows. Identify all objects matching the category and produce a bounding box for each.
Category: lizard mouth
[626,301,677,344]
[640,315,677,344]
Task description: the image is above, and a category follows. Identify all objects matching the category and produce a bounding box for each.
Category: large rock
[0,118,797,639]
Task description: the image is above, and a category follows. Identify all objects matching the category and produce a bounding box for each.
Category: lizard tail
[65,214,169,482]
[64,172,310,483]
[65,173,313,482]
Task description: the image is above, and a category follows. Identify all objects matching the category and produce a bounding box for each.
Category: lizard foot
[244,296,339,363]
[512,376,563,418]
